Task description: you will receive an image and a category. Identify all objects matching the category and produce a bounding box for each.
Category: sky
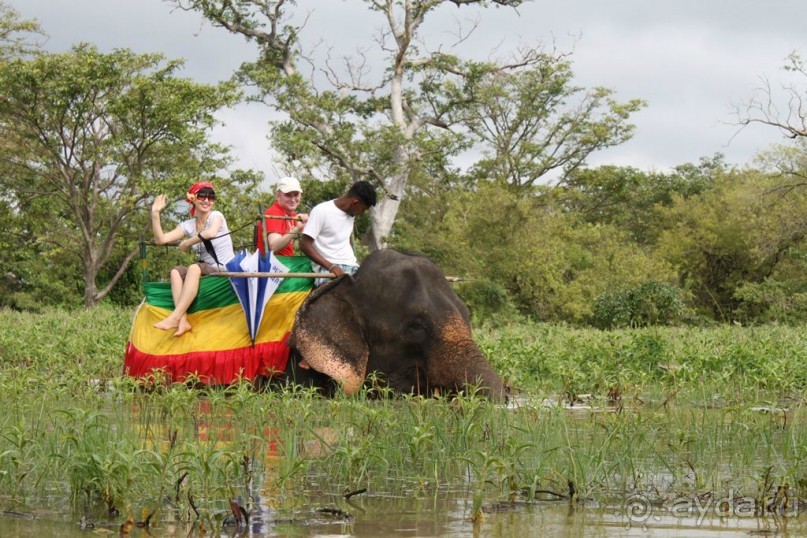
[9,0,807,186]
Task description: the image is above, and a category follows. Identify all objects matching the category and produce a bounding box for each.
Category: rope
[143,216,257,247]
[142,214,260,274]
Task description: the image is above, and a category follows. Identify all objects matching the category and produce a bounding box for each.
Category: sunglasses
[196,192,216,201]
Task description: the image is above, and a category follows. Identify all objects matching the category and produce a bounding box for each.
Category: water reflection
[4,395,806,537]
[5,492,804,537]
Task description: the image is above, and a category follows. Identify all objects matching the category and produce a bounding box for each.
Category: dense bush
[589,281,689,329]
[733,279,807,324]
[455,279,517,322]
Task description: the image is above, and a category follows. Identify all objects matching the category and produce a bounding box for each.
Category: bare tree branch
[735,52,807,140]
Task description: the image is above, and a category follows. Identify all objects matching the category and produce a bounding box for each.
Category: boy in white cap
[257,176,309,256]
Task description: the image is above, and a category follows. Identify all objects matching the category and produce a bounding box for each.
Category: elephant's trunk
[430,313,507,402]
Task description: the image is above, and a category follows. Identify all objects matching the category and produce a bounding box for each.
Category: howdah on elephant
[279,249,506,400]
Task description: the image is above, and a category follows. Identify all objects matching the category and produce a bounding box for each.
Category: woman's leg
[154,264,202,336]
[168,267,183,308]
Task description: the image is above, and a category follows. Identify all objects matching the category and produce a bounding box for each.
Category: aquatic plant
[1,306,807,533]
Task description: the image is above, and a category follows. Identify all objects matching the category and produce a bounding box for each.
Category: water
[4,492,804,537]
[4,396,805,537]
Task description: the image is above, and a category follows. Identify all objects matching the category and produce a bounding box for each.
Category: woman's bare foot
[154,316,180,332]
[154,314,193,336]
[174,315,192,337]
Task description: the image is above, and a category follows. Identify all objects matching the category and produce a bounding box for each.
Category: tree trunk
[367,141,409,250]
[82,249,101,307]
[83,273,99,307]
[368,192,400,251]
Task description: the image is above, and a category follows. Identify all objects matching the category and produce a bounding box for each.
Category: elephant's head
[288,249,506,400]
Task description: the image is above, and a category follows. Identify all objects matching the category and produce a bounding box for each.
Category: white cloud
[11,0,807,177]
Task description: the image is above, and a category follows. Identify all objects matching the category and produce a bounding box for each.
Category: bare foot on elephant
[154,314,192,336]
[174,315,192,337]
[154,316,179,332]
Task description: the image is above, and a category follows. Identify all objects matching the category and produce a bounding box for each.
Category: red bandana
[186,181,215,216]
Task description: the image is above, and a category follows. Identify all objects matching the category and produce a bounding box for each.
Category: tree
[395,180,674,321]
[460,60,644,191]
[655,169,807,321]
[0,2,48,309]
[737,51,807,139]
[561,155,723,244]
[0,1,43,61]
[173,0,642,250]
[0,45,243,307]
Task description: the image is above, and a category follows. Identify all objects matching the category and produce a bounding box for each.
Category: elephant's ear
[289,277,368,395]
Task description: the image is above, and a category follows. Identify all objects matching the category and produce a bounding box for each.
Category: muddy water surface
[4,492,805,537]
[4,397,805,537]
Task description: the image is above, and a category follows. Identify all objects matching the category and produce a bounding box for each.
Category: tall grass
[1,306,806,533]
[477,322,807,402]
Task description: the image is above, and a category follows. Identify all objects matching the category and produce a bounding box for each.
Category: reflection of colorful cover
[124,256,312,384]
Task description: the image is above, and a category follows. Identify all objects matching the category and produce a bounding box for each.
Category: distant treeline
[392,152,807,327]
[9,150,807,328]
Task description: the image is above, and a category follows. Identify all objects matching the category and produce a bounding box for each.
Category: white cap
[276,176,302,194]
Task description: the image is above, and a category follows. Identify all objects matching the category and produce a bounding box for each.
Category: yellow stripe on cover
[124,255,313,384]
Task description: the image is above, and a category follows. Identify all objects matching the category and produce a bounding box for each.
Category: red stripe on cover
[124,334,292,384]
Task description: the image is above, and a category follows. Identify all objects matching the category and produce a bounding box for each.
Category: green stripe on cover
[145,255,313,312]
[125,255,314,384]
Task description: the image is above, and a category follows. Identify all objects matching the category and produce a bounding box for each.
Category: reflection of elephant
[280,249,506,400]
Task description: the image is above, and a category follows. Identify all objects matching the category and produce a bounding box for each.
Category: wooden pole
[211,271,335,279]
[210,271,467,281]
[265,215,303,221]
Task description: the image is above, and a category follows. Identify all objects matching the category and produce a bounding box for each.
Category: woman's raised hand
[151,194,167,214]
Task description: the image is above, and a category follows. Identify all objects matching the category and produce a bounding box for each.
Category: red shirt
[256,201,298,256]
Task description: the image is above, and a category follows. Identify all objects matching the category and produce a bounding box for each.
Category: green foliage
[477,320,807,398]
[0,305,131,378]
[391,147,807,326]
[0,44,248,308]
[0,1,43,60]
[589,281,689,329]
[562,156,722,244]
[461,62,646,190]
[295,177,346,213]
[3,306,807,530]
[396,181,676,322]
[733,279,807,324]
[455,279,518,323]
[654,168,807,322]
[0,196,85,310]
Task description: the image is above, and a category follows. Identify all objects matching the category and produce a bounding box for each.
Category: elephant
[277,249,506,401]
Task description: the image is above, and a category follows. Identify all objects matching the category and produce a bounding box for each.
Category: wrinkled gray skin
[283,249,506,400]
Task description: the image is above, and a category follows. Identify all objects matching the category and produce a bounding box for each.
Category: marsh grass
[477,321,807,403]
[1,307,807,533]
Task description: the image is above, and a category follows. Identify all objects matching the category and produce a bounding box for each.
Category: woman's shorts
[170,262,219,278]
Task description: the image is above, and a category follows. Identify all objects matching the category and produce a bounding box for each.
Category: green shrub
[456,279,517,323]
[733,280,807,324]
[589,281,688,329]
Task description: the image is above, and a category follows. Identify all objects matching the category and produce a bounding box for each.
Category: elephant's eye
[405,316,431,342]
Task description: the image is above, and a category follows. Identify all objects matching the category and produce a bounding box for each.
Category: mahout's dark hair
[347,180,377,207]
